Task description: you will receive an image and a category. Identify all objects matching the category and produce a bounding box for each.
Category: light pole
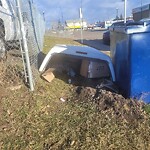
[80,0,83,43]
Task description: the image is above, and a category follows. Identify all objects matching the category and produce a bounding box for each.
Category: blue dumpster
[110,21,150,103]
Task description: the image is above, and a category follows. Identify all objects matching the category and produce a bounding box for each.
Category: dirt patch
[0,86,8,98]
[0,61,23,87]
[72,86,146,124]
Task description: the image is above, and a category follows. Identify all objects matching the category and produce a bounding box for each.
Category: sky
[35,0,150,27]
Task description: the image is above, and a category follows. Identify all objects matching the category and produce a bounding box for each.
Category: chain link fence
[0,0,45,90]
[20,0,45,60]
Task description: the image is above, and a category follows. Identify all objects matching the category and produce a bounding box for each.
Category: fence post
[15,0,34,91]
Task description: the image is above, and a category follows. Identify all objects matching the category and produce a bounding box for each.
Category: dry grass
[0,36,150,150]
[43,36,82,54]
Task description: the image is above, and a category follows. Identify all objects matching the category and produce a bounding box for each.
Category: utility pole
[141,0,143,19]
[124,0,127,23]
[116,8,119,21]
[59,7,64,27]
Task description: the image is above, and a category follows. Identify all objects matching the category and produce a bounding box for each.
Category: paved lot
[47,30,110,55]
[73,30,110,51]
[47,29,110,51]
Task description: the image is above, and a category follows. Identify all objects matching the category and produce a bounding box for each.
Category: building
[103,20,113,29]
[132,4,150,21]
[65,19,87,30]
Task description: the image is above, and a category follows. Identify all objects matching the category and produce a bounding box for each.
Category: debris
[96,79,119,93]
[70,141,75,146]
[41,68,55,83]
[68,79,72,84]
[60,97,66,102]
[67,68,76,77]
[8,85,22,91]
[39,45,115,81]
[80,59,110,78]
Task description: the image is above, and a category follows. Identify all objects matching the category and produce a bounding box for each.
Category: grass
[0,35,150,149]
[144,105,150,114]
[43,36,82,53]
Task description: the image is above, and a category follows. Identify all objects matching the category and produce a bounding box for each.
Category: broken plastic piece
[60,97,66,102]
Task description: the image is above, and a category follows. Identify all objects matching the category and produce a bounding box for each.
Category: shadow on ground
[75,39,110,51]
[48,71,111,90]
[38,52,46,69]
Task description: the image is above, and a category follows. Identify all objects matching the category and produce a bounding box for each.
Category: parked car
[103,21,125,45]
[87,24,94,30]
[103,20,134,45]
[109,20,134,29]
[103,30,110,45]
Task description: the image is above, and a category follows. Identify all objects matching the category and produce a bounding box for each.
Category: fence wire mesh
[0,0,45,90]
[20,0,45,64]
